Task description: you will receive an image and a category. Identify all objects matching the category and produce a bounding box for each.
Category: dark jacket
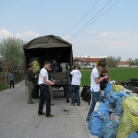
[100,74,108,90]
[27,69,35,82]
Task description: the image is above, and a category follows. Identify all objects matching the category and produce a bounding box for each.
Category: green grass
[0,84,9,92]
[80,67,138,86]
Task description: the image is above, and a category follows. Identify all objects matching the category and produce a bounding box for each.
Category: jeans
[38,84,51,116]
[87,91,101,120]
[70,85,80,105]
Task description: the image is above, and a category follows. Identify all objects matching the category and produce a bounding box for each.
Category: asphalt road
[0,81,97,138]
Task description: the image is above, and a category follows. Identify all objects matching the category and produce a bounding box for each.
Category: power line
[62,0,100,37]
[68,0,112,39]
[68,0,119,40]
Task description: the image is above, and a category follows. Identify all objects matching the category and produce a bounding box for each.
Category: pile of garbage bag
[31,60,40,73]
[51,59,62,72]
[81,85,91,105]
[88,82,138,138]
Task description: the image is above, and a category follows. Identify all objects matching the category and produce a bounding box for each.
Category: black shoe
[86,118,89,121]
[66,100,70,103]
[46,114,54,117]
[28,101,35,104]
[77,104,80,106]
[38,112,46,115]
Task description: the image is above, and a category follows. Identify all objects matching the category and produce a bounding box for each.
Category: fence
[0,74,9,84]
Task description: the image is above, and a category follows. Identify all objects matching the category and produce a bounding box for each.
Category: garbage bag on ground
[109,91,130,106]
[114,98,124,117]
[97,102,110,120]
[128,131,138,138]
[90,114,103,136]
[117,96,138,138]
[88,111,97,130]
[104,82,113,100]
[81,85,91,104]
[113,85,124,92]
[111,92,130,101]
[99,114,121,138]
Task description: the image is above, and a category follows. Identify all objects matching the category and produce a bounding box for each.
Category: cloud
[62,35,71,40]
[70,31,138,60]
[0,29,12,38]
[0,29,40,41]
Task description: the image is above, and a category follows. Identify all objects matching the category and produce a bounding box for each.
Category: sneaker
[46,114,54,117]
[77,104,80,106]
[28,101,35,104]
[38,112,46,115]
[86,118,89,121]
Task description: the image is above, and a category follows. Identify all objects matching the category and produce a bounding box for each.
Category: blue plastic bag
[99,115,121,138]
[128,131,138,138]
[104,82,113,100]
[88,111,97,130]
[114,98,124,117]
[97,102,110,119]
[90,115,103,136]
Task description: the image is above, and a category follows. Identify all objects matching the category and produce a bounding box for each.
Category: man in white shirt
[70,64,82,106]
[38,60,55,117]
[86,59,109,121]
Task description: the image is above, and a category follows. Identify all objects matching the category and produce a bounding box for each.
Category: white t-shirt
[71,69,82,85]
[38,68,49,85]
[90,67,100,92]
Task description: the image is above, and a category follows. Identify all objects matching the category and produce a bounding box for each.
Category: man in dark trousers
[38,60,55,117]
[9,72,15,89]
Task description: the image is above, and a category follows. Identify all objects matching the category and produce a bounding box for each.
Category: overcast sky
[0,0,138,61]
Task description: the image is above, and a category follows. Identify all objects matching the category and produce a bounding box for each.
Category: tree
[134,58,138,66]
[0,37,24,72]
[127,58,134,66]
[106,56,120,68]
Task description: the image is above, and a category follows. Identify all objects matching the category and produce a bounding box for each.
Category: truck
[22,35,73,102]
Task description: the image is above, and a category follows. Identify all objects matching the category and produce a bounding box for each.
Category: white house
[73,57,103,69]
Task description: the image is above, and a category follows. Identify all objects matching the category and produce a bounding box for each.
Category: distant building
[117,61,129,67]
[73,57,103,69]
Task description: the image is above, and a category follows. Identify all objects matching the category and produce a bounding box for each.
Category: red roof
[118,61,129,65]
[76,58,103,62]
